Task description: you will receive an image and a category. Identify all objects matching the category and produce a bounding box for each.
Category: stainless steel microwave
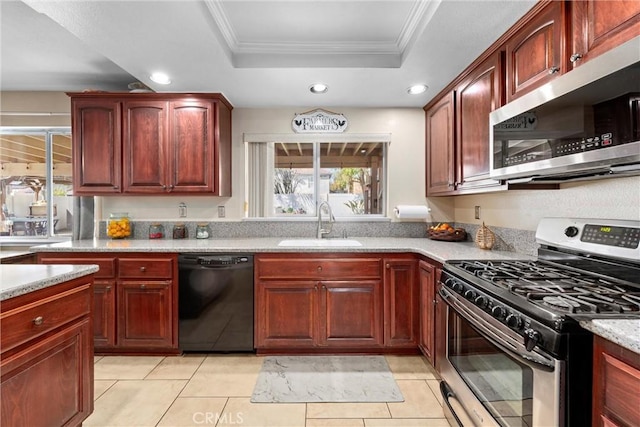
[490,36,640,183]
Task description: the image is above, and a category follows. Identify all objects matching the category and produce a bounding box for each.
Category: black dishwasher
[178,254,254,352]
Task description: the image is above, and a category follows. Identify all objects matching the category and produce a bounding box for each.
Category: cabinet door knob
[317,266,322,272]
[386,263,390,269]
[140,284,146,289]
[548,66,560,74]
[569,53,583,63]
[33,316,44,326]
[140,266,146,272]
[106,285,112,291]
[113,185,119,190]
[162,184,167,190]
[169,184,174,190]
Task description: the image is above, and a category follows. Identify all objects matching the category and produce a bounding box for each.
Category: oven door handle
[439,286,555,372]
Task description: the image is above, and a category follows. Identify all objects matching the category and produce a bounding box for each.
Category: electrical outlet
[178,202,187,218]
[474,206,481,220]
[218,205,225,218]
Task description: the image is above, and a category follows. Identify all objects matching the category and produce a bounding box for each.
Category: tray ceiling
[1,0,536,108]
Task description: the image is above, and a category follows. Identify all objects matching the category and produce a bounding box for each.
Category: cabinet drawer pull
[140,266,146,272]
[33,316,44,326]
[317,266,322,272]
[140,284,146,289]
[106,286,112,291]
[548,66,560,74]
[113,185,119,190]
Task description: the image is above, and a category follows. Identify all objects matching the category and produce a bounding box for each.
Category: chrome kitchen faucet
[316,201,335,239]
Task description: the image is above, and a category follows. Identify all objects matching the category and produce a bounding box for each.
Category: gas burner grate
[527,290,640,314]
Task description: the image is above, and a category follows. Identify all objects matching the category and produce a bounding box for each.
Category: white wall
[452,176,640,231]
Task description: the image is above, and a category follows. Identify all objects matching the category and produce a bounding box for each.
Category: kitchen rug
[250,355,404,403]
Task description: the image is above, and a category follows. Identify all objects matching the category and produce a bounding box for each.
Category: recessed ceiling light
[310,83,328,94]
[407,84,428,95]
[150,72,171,85]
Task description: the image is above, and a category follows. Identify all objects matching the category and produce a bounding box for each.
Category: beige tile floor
[88,354,449,427]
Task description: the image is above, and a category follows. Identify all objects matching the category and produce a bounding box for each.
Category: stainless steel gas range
[438,218,640,427]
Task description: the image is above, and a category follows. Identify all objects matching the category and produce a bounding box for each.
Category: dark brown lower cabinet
[592,336,640,427]
[419,260,436,364]
[37,252,178,353]
[256,253,423,353]
[384,257,419,348]
[118,280,174,348]
[0,276,94,427]
[255,279,383,349]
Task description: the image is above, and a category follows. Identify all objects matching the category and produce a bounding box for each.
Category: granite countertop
[1,264,99,301]
[28,237,532,264]
[579,319,640,354]
[0,250,35,261]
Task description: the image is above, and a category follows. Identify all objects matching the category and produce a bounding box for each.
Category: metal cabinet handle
[33,316,44,326]
[169,184,174,190]
[140,266,146,272]
[106,285,112,291]
[162,184,167,190]
[569,53,583,63]
[548,66,560,74]
[113,185,119,189]
[386,263,390,269]
[317,266,322,272]
[140,284,146,289]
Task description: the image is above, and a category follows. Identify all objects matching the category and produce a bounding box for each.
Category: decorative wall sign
[494,112,537,131]
[292,109,348,133]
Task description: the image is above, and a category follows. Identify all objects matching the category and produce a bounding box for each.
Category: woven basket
[475,222,495,250]
[428,228,467,242]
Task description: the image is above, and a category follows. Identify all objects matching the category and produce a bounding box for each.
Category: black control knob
[491,305,505,319]
[506,313,523,329]
[475,295,487,308]
[564,226,579,237]
[524,328,541,351]
[464,289,476,301]
[452,281,464,293]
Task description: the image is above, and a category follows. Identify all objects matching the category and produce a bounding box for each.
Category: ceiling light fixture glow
[150,72,171,85]
[407,84,428,95]
[309,83,328,94]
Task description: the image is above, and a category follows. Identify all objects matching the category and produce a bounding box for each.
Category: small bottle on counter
[148,223,164,239]
[196,223,210,239]
[172,223,187,239]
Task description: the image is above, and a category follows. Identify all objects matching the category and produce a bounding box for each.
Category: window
[0,127,74,238]
[246,139,387,218]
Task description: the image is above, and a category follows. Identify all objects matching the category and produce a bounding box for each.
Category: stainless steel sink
[278,238,362,247]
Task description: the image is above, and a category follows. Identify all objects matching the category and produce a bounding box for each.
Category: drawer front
[119,258,174,279]
[1,283,92,352]
[38,255,116,279]
[258,258,382,279]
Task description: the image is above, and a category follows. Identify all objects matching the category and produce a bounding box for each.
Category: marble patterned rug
[250,355,404,403]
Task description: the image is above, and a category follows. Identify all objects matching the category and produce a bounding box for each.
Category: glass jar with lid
[172,223,187,239]
[107,212,132,239]
[148,223,164,239]
[196,223,211,239]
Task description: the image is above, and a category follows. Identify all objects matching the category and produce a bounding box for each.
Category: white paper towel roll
[394,205,430,219]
